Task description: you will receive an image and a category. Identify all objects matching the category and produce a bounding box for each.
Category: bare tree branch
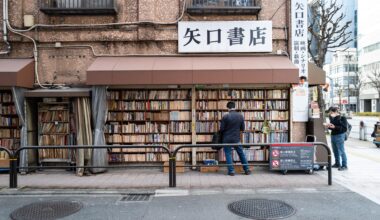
[308,0,353,68]
[367,70,380,100]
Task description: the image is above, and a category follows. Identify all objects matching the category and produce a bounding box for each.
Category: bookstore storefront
[86,56,299,166]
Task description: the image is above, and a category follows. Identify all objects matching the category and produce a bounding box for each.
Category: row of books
[266,101,288,110]
[270,122,289,130]
[169,111,191,121]
[106,134,192,143]
[242,112,265,120]
[197,134,213,142]
[0,129,20,138]
[38,110,69,122]
[146,134,170,143]
[189,90,288,100]
[219,90,266,99]
[39,149,70,161]
[268,132,289,143]
[0,105,17,115]
[110,147,146,153]
[40,122,69,134]
[107,111,191,122]
[0,150,9,159]
[197,111,226,121]
[0,138,19,149]
[0,93,13,103]
[0,117,20,127]
[267,90,288,99]
[170,122,191,133]
[108,90,192,100]
[108,101,191,111]
[148,90,191,100]
[242,132,267,143]
[38,134,69,146]
[196,122,219,133]
[218,149,267,161]
[107,89,288,101]
[196,101,228,110]
[105,122,169,133]
[265,111,289,120]
[196,152,217,161]
[197,90,218,99]
[108,90,147,100]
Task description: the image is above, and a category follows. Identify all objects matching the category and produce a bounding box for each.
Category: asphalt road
[1,188,379,220]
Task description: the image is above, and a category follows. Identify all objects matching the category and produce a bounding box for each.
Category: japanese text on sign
[178,21,272,53]
[291,0,308,77]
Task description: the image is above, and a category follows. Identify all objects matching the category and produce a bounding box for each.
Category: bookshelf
[0,91,21,168]
[106,89,192,163]
[37,99,72,163]
[196,89,289,163]
[106,88,290,164]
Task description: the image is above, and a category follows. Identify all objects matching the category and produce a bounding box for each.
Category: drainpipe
[0,0,11,55]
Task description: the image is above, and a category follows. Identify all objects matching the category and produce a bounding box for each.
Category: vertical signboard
[291,0,309,122]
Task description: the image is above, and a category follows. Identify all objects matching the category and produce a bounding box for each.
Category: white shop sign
[178,21,272,53]
[291,0,309,122]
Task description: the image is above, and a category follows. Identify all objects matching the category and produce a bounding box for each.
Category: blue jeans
[224,144,250,174]
[331,133,347,167]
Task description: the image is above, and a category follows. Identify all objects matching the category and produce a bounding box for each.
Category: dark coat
[220,110,245,143]
[329,115,348,135]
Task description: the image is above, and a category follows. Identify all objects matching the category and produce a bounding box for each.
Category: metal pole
[173,159,177,187]
[169,156,174,187]
[9,157,18,188]
[327,153,332,185]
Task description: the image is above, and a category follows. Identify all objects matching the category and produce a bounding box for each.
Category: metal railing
[188,0,257,8]
[40,0,115,9]
[172,142,332,187]
[1,145,171,188]
[0,142,332,189]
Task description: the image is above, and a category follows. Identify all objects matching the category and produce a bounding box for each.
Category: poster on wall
[178,21,272,53]
[291,0,309,122]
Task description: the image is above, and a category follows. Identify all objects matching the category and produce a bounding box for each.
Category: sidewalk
[0,137,371,191]
[0,166,329,190]
[319,136,380,204]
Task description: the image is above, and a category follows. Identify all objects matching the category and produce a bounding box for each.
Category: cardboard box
[234,164,244,173]
[200,166,220,173]
[0,159,10,168]
[163,161,185,173]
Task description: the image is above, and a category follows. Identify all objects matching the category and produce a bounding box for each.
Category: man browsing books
[220,101,251,176]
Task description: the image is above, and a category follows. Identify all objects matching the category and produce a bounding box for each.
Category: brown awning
[86,56,299,85]
[0,59,34,88]
[308,62,326,85]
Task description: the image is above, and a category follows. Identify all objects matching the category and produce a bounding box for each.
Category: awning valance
[86,56,299,85]
[0,59,34,88]
[24,88,91,97]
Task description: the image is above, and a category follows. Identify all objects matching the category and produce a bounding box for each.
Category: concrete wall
[0,0,290,86]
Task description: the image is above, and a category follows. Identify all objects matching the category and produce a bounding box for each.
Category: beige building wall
[1,0,290,85]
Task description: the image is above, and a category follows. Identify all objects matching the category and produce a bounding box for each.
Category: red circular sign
[272,160,280,168]
[272,150,280,157]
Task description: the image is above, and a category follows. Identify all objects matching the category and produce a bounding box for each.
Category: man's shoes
[332,164,341,168]
[338,166,348,171]
[228,172,235,176]
[244,170,251,175]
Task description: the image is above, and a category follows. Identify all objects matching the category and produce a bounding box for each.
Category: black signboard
[269,144,314,171]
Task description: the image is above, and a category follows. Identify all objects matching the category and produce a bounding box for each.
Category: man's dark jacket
[329,115,348,135]
[220,110,245,143]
